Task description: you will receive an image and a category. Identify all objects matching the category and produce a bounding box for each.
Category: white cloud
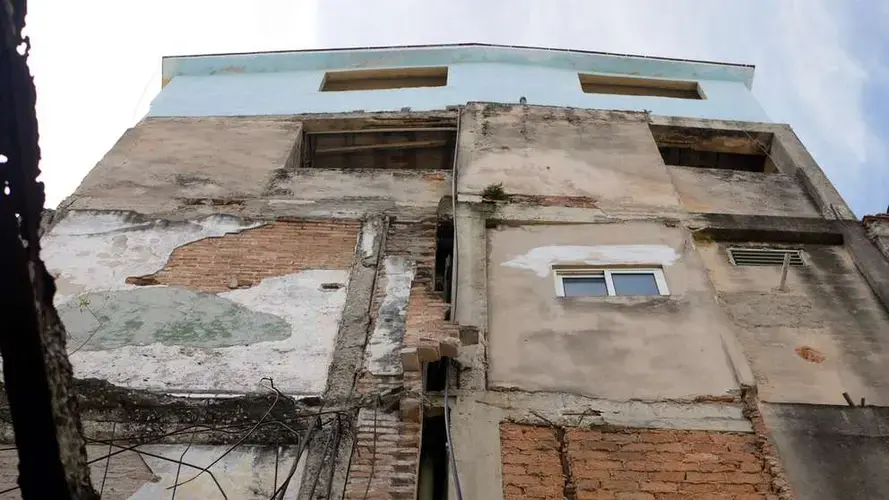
[26,0,885,214]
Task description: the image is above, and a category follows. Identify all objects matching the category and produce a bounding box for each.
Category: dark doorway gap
[434,220,454,304]
[417,415,449,500]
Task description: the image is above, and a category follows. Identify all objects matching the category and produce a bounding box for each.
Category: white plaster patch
[42,211,261,303]
[501,245,681,277]
[360,219,379,259]
[130,445,302,499]
[365,256,415,375]
[68,270,347,395]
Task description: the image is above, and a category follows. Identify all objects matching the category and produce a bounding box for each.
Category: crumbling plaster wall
[486,222,740,400]
[60,115,453,221]
[669,166,820,217]
[760,404,889,500]
[699,241,889,406]
[40,211,357,395]
[0,445,303,499]
[456,104,682,215]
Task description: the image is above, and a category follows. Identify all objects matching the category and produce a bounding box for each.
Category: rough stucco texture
[669,167,819,217]
[500,423,772,500]
[42,213,359,395]
[457,104,681,213]
[0,445,301,499]
[487,222,739,400]
[699,241,889,406]
[761,403,889,500]
[64,117,302,214]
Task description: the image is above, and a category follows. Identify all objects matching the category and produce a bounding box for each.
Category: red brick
[685,472,726,484]
[640,481,678,493]
[649,472,685,482]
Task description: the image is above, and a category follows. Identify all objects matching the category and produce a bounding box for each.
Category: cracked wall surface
[500,423,772,500]
[41,212,359,395]
[0,445,302,500]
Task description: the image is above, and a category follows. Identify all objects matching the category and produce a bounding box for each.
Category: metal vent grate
[728,247,804,267]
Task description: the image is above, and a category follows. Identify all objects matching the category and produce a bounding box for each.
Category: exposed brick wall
[500,424,566,499]
[343,220,457,499]
[127,220,359,293]
[344,377,422,500]
[404,284,460,363]
[501,423,775,500]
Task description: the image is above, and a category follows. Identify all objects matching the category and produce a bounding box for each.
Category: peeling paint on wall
[42,211,261,303]
[66,271,347,395]
[501,244,681,277]
[130,445,302,499]
[37,212,351,395]
[365,256,415,375]
[58,288,291,350]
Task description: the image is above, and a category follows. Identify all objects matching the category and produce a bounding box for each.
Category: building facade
[12,44,889,499]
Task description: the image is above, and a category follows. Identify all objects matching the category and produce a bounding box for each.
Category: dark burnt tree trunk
[0,1,98,498]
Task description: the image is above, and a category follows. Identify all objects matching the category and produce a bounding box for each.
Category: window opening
[728,247,805,267]
[321,66,448,92]
[301,128,456,170]
[417,415,449,500]
[657,147,767,172]
[555,268,669,297]
[649,124,776,173]
[579,73,703,99]
[424,358,450,392]
[434,220,454,304]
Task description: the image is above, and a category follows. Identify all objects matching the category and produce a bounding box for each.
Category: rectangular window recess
[301,128,456,170]
[649,125,775,173]
[320,66,448,92]
[578,73,703,99]
[554,267,669,297]
[728,248,805,266]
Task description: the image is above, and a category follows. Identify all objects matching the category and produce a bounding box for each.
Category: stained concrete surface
[669,166,819,217]
[700,241,889,406]
[761,403,889,500]
[487,222,740,400]
[59,288,291,350]
[62,117,302,215]
[457,104,682,213]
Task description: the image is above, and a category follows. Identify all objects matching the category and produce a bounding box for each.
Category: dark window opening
[417,415,449,500]
[579,73,703,99]
[301,128,456,170]
[434,220,454,304]
[424,358,450,392]
[320,67,448,92]
[658,146,767,172]
[649,124,776,174]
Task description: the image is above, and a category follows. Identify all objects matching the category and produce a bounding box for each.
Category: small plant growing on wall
[481,182,508,202]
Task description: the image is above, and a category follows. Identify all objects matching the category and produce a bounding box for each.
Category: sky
[23,0,889,216]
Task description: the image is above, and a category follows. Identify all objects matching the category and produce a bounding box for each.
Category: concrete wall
[0,445,303,499]
[761,404,889,500]
[457,104,682,215]
[152,45,767,122]
[62,116,451,220]
[699,241,889,406]
[65,117,302,214]
[669,167,820,217]
[41,212,357,395]
[486,222,740,400]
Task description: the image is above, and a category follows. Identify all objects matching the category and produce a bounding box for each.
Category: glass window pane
[611,273,661,296]
[562,277,608,297]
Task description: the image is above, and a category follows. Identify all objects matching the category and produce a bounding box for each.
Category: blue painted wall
[149,44,769,122]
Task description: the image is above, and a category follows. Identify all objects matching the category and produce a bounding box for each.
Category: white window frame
[554,267,669,297]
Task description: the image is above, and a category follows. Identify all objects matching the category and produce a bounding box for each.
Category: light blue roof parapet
[161,43,756,89]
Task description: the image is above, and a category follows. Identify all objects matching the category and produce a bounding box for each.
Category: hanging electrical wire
[444,361,464,500]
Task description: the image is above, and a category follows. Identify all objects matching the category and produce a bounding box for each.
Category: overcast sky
[25,0,889,216]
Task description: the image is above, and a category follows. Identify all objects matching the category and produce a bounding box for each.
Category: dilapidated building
[14,44,889,499]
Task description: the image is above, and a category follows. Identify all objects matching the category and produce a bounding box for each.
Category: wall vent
[728,247,804,267]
